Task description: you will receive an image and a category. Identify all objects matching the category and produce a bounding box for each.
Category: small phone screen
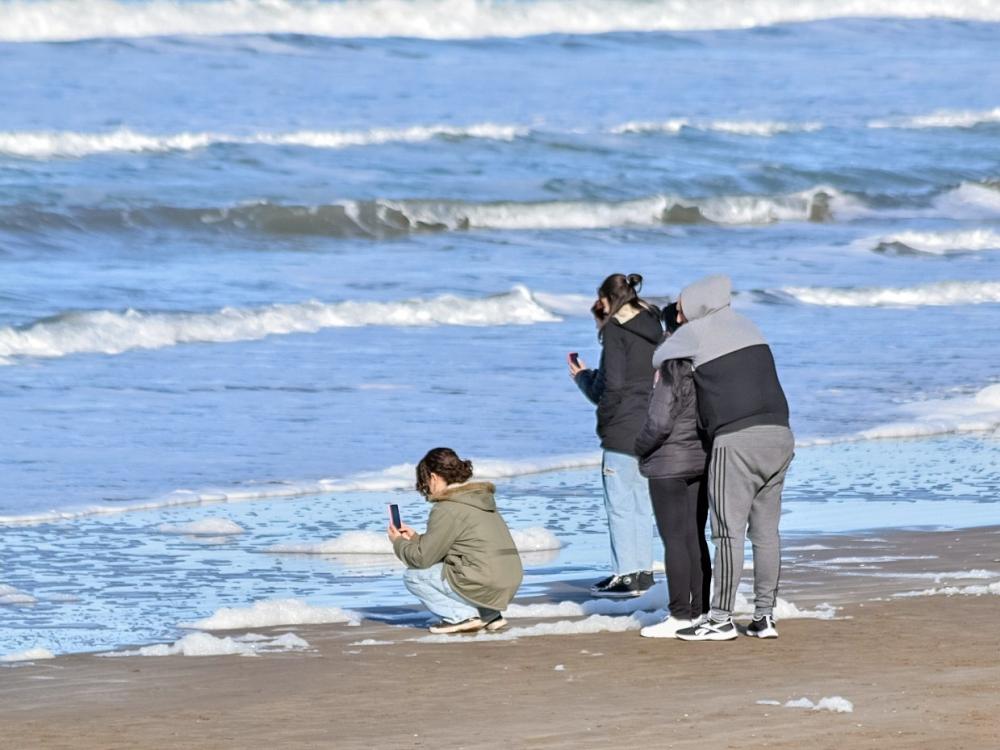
[389,503,402,529]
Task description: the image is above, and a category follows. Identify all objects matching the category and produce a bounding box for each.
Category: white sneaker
[640,616,692,639]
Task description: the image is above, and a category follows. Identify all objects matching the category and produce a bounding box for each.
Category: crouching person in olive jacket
[389,447,523,635]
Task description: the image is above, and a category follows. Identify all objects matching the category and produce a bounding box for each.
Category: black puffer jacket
[575,306,662,455]
[634,357,708,479]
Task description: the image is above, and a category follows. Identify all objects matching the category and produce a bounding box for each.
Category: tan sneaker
[483,614,508,632]
[428,617,484,635]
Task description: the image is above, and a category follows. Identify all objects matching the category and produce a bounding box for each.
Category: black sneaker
[746,614,779,639]
[588,574,616,595]
[637,571,654,592]
[592,573,642,598]
[675,616,738,641]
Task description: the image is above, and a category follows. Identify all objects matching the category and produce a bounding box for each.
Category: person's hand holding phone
[567,351,587,379]
[387,523,417,542]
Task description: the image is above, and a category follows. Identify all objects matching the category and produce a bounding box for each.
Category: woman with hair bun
[389,447,523,634]
[569,273,662,597]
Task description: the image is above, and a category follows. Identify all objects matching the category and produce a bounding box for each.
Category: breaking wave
[775,280,1000,308]
[0,124,526,159]
[0,286,560,365]
[868,228,1000,255]
[0,452,602,526]
[0,119,828,160]
[870,107,1000,130]
[0,187,851,238]
[611,118,822,137]
[3,0,1000,42]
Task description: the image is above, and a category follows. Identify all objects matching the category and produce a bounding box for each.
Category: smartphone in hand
[568,352,580,368]
[388,503,402,530]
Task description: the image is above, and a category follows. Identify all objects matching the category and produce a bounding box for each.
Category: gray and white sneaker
[746,615,779,639]
[675,616,738,641]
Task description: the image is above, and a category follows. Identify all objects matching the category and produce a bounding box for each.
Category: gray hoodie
[651,275,789,438]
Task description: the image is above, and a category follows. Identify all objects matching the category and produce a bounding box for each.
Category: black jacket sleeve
[574,362,605,405]
[634,364,678,458]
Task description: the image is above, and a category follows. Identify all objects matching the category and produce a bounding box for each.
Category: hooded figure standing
[569,273,662,598]
[651,275,794,641]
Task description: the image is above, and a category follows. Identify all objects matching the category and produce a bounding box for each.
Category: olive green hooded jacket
[392,481,523,610]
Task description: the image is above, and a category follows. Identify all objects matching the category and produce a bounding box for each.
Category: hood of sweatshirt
[429,481,497,511]
[618,306,663,344]
[679,274,732,321]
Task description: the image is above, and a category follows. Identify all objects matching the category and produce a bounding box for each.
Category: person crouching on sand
[388,447,523,635]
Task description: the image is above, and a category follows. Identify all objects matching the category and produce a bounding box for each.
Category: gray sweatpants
[707,424,795,620]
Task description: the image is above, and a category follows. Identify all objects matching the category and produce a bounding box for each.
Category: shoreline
[2,525,999,749]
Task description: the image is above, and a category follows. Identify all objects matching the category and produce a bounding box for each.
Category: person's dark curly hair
[415,447,474,498]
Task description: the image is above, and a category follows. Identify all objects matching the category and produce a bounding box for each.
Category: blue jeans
[403,563,480,624]
[602,450,654,575]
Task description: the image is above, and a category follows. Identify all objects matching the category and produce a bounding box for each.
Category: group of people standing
[387,272,793,643]
[570,273,794,641]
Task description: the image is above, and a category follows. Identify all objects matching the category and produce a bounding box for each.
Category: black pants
[649,476,711,621]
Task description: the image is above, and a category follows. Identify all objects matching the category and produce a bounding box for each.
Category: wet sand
[2,526,998,750]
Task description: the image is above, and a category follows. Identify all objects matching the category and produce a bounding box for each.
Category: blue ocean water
[1,1,999,656]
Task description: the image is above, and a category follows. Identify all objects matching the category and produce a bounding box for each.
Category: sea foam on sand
[157,518,245,536]
[894,581,1000,598]
[181,598,361,630]
[0,647,55,662]
[784,696,855,713]
[0,584,37,606]
[101,632,310,658]
[504,585,836,621]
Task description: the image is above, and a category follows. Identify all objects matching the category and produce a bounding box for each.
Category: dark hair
[597,273,652,318]
[661,301,682,335]
[596,273,654,339]
[415,447,474,498]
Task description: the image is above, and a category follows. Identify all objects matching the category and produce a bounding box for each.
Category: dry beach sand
[1,526,998,750]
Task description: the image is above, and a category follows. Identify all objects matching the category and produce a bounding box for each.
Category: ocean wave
[867,228,1000,256]
[869,107,1000,130]
[0,187,852,238]
[266,526,561,555]
[933,181,1000,218]
[776,280,1000,308]
[610,118,822,137]
[801,383,1000,446]
[0,286,560,365]
[0,452,602,526]
[0,119,823,160]
[2,0,999,42]
[0,124,526,159]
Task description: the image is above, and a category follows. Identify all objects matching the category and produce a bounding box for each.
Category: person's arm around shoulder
[391,503,462,569]
[651,323,699,368]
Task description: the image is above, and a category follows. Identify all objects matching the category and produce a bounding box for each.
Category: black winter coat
[634,357,708,479]
[575,307,662,455]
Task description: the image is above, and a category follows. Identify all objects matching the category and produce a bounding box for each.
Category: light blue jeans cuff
[403,563,479,624]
